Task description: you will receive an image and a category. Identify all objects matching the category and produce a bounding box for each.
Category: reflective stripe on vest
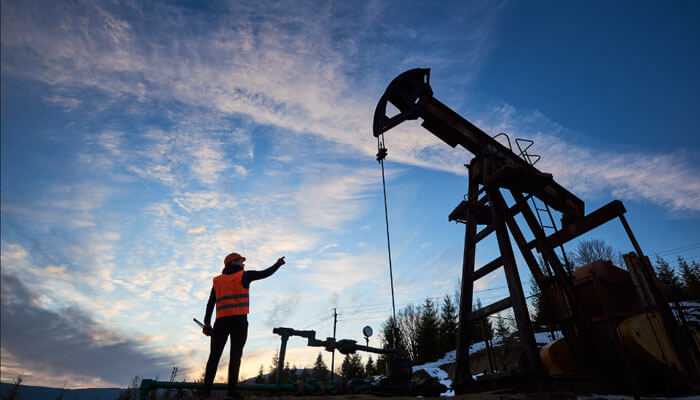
[213,271,249,318]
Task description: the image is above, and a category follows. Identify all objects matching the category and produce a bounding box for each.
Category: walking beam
[373,68,584,224]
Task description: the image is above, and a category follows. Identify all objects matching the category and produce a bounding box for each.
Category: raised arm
[243,257,285,287]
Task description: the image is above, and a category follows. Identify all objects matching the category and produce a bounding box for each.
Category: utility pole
[330,308,338,384]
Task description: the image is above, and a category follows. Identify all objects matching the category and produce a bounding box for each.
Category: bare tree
[572,239,615,267]
[398,304,422,362]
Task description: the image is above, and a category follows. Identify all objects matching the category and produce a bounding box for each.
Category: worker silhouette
[202,252,286,399]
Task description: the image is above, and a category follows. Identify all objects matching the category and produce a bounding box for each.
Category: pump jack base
[456,371,699,398]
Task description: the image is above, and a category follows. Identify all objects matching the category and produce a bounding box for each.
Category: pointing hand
[276,256,286,267]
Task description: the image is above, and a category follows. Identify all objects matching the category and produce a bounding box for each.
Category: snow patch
[412,351,456,397]
[411,331,564,397]
[675,301,700,326]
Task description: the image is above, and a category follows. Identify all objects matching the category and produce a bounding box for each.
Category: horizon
[2,0,699,389]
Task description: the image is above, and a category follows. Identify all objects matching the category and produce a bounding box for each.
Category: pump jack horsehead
[373,69,700,394]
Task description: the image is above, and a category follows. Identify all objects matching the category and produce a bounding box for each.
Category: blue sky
[1,0,699,388]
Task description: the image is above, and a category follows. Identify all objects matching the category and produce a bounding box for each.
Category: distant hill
[0,382,124,400]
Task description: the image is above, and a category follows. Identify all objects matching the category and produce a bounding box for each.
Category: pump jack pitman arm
[272,327,393,356]
[272,327,394,385]
[373,68,585,225]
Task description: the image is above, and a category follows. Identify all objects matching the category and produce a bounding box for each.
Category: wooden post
[276,335,288,385]
[486,185,540,371]
[492,190,545,286]
[619,214,644,257]
[454,164,479,393]
[330,308,337,384]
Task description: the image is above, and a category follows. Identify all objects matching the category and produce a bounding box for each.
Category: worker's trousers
[203,316,248,396]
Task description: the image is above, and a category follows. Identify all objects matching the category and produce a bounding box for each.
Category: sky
[1,0,699,389]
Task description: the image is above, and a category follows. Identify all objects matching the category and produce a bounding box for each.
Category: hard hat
[224,252,246,266]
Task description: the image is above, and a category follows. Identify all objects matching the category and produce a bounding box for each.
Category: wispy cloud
[43,94,81,110]
[476,104,700,212]
[6,0,691,212]
[304,251,384,292]
[294,167,381,230]
[0,0,495,171]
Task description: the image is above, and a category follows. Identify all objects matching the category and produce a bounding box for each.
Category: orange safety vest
[213,271,249,318]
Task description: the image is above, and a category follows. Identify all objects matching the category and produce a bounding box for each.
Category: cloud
[173,191,235,212]
[187,226,207,235]
[535,134,700,212]
[304,251,384,292]
[190,141,227,185]
[0,273,177,386]
[0,0,494,173]
[6,0,693,213]
[294,167,381,229]
[43,94,81,109]
[476,104,700,212]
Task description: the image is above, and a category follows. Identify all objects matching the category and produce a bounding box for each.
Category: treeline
[375,294,500,370]
[653,255,700,302]
[257,351,381,383]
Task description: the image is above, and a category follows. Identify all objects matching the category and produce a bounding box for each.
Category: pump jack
[373,69,699,394]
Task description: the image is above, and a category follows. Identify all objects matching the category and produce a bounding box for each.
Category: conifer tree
[678,256,700,300]
[340,354,364,380]
[438,294,458,355]
[352,353,365,378]
[341,354,351,380]
[365,355,376,377]
[267,350,280,383]
[375,355,386,377]
[528,276,555,330]
[290,364,298,383]
[470,298,493,342]
[255,364,265,383]
[656,256,683,301]
[380,315,409,359]
[283,361,291,383]
[415,298,441,363]
[493,315,512,371]
[312,352,329,382]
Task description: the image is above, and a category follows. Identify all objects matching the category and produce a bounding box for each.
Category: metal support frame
[453,161,541,393]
